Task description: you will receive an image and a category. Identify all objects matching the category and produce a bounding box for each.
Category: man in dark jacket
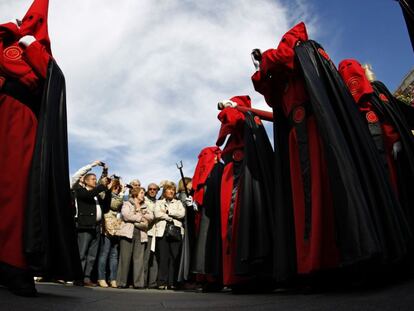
[75,174,112,286]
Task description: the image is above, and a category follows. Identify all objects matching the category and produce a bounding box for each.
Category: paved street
[1,278,414,311]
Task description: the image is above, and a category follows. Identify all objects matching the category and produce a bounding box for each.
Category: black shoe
[73,280,84,286]
[0,262,37,297]
[133,286,145,290]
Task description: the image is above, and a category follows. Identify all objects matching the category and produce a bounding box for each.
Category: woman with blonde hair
[154,181,186,289]
[117,187,153,289]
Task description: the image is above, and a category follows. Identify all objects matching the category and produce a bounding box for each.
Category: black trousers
[156,234,182,286]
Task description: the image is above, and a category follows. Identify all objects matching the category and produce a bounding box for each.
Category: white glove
[19,35,36,47]
[392,141,402,160]
[185,195,198,211]
[218,100,237,110]
[185,195,194,207]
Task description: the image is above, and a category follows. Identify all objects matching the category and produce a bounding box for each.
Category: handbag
[104,212,122,236]
[164,220,182,241]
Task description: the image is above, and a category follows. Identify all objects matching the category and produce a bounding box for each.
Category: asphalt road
[1,278,414,311]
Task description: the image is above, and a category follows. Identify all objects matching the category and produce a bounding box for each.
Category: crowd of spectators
[68,160,195,289]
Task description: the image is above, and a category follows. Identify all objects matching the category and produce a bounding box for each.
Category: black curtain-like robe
[24,60,82,281]
[371,81,414,232]
[192,162,224,278]
[235,112,276,280]
[294,40,412,266]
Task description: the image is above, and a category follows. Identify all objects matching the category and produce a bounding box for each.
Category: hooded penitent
[191,146,224,282]
[0,0,81,280]
[192,146,222,206]
[339,59,400,195]
[217,95,276,287]
[339,59,414,237]
[252,22,412,282]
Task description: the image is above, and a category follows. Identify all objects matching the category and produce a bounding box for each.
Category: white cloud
[1,0,317,186]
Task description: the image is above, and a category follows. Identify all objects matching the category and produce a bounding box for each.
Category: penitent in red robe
[338,59,400,196]
[0,23,50,269]
[216,96,250,286]
[252,23,340,275]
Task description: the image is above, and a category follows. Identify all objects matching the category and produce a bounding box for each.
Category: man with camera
[74,166,113,287]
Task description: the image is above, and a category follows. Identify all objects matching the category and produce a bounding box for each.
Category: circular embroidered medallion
[293,106,305,123]
[4,46,22,60]
[254,116,262,125]
[233,150,244,162]
[347,77,362,96]
[379,93,389,103]
[366,111,378,123]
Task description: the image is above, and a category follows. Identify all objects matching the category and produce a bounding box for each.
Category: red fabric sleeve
[22,41,51,79]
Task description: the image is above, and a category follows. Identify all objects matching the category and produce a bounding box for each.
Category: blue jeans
[97,235,119,281]
[78,226,101,281]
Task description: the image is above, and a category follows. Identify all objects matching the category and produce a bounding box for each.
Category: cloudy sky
[1,0,411,187]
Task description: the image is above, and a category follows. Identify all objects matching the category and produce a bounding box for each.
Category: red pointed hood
[338,59,373,104]
[19,0,51,54]
[192,146,222,205]
[216,95,251,147]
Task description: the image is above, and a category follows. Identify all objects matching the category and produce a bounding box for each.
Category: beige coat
[117,199,154,242]
[153,198,185,237]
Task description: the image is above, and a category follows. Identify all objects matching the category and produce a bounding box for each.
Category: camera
[125,184,133,189]
[111,174,121,180]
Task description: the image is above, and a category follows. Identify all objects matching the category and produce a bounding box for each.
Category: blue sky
[303,0,412,90]
[1,0,412,187]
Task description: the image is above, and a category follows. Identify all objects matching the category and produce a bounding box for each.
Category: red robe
[252,23,339,275]
[216,96,250,286]
[0,23,51,269]
[338,59,400,197]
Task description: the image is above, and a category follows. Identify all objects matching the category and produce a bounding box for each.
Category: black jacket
[75,184,111,229]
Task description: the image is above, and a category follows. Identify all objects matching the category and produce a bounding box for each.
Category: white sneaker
[98,279,109,288]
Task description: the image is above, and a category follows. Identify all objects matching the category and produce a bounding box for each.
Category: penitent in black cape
[371,80,414,232]
[235,112,276,280]
[294,40,412,266]
[192,162,224,278]
[24,60,82,281]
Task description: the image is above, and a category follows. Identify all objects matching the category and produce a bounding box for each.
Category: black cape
[371,80,414,231]
[399,0,414,51]
[294,40,412,267]
[235,112,276,280]
[24,60,82,281]
[192,162,224,278]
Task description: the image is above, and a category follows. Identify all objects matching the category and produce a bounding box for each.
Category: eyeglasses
[148,188,158,191]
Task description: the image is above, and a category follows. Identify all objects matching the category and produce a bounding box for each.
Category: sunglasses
[148,188,158,191]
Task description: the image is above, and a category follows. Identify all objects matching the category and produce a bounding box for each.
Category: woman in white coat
[154,181,185,289]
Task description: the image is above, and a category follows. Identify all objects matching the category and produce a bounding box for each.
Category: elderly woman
[154,181,186,289]
[117,187,153,289]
